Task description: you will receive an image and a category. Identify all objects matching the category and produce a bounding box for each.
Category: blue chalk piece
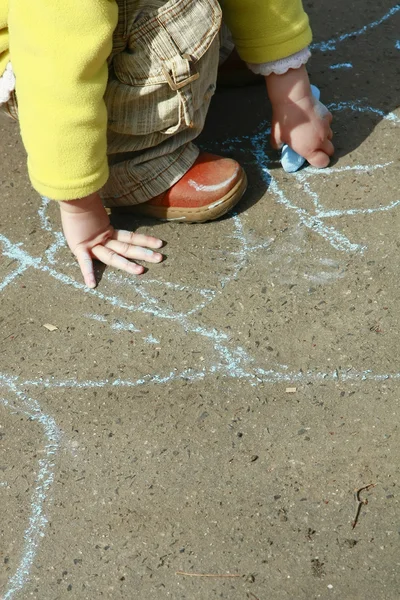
[280,145,307,173]
[280,85,321,173]
[310,85,320,101]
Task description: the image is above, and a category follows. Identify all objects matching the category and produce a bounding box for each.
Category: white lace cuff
[0,62,16,105]
[247,47,311,77]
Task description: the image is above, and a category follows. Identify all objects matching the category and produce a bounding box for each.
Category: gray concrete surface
[1,2,400,599]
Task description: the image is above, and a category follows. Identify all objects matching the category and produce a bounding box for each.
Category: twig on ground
[352,483,376,529]
[175,571,241,578]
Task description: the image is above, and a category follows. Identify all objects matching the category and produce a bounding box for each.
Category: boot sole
[111,169,248,223]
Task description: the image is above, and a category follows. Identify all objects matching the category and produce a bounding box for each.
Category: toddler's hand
[266,66,334,168]
[59,193,163,288]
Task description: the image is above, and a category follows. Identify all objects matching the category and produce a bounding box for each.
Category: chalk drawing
[311,5,400,52]
[0,261,31,292]
[330,63,353,70]
[85,313,140,332]
[0,375,61,600]
[111,320,141,333]
[14,366,400,390]
[1,7,400,598]
[84,313,108,323]
[254,105,399,253]
[145,335,160,344]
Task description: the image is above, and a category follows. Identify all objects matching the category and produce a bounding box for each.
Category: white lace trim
[0,62,16,104]
[247,47,311,77]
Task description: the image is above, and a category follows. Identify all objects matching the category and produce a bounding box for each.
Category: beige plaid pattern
[1,0,223,205]
[0,88,18,121]
[101,0,223,207]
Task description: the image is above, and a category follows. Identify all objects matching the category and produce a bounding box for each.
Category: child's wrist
[266,65,312,106]
[59,192,103,214]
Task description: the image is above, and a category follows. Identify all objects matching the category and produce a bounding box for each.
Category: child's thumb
[270,122,283,150]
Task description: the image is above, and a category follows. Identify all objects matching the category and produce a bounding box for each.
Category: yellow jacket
[0,0,311,200]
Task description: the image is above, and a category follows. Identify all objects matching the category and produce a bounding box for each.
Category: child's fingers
[104,239,163,263]
[91,245,144,275]
[307,139,334,168]
[75,249,96,289]
[307,139,334,167]
[113,229,163,250]
[323,112,334,141]
[322,138,335,157]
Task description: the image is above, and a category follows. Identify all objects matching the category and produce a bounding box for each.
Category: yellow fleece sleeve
[220,0,312,63]
[8,0,118,200]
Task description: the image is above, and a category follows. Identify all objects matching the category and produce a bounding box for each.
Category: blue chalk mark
[395,41,400,49]
[318,199,400,219]
[329,100,400,122]
[330,63,353,70]
[17,366,400,391]
[304,163,392,176]
[296,177,324,211]
[295,162,395,218]
[0,262,30,292]
[111,320,140,333]
[145,335,160,344]
[312,5,400,52]
[38,197,52,232]
[85,313,108,323]
[45,231,66,264]
[0,374,60,600]
[269,175,365,253]
[86,313,140,333]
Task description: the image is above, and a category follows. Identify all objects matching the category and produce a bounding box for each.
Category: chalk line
[0,375,60,600]
[0,262,30,292]
[312,5,400,51]
[330,63,353,70]
[329,101,400,123]
[317,199,400,219]
[302,163,393,177]
[17,366,400,391]
[248,105,399,254]
[251,135,365,253]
